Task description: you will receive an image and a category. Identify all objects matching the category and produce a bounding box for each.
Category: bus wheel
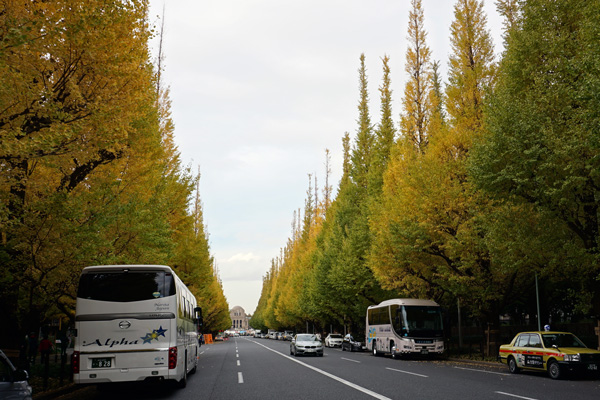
[391,343,397,359]
[177,352,188,388]
[190,350,198,375]
[177,371,187,389]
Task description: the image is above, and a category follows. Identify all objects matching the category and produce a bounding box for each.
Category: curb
[447,357,505,369]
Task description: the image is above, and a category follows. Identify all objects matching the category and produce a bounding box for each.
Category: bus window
[390,305,407,334]
[391,305,443,337]
[77,271,176,302]
[369,306,391,325]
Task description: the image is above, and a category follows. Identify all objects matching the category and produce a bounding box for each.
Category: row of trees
[251,0,600,337]
[0,0,231,347]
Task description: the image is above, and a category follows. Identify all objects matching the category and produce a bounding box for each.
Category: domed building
[230,306,249,331]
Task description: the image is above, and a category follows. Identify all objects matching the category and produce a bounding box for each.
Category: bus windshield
[77,270,176,302]
[391,305,443,338]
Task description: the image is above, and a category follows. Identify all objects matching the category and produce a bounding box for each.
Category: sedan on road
[324,334,343,348]
[499,331,600,379]
[290,334,324,357]
[341,334,366,352]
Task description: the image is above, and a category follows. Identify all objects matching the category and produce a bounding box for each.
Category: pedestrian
[60,331,69,356]
[27,332,38,365]
[19,334,28,367]
[39,334,53,365]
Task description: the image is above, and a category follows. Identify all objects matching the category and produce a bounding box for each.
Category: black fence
[447,321,600,358]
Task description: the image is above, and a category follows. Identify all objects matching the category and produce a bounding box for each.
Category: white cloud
[225,252,261,263]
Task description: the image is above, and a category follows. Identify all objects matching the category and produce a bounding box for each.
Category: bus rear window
[77,271,176,302]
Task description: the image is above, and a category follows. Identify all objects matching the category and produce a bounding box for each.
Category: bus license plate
[92,358,111,368]
[588,364,597,371]
[421,349,429,355]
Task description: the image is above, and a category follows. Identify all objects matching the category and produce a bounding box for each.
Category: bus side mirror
[194,307,203,326]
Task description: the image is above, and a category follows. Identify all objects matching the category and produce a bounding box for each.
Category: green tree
[370,0,500,326]
[400,0,433,153]
[0,0,162,345]
[471,0,600,313]
[369,55,396,194]
[0,0,230,346]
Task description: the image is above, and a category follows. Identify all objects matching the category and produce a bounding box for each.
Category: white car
[324,334,343,348]
[290,334,324,357]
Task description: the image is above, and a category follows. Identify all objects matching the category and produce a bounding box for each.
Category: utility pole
[535,273,541,331]
[458,299,463,350]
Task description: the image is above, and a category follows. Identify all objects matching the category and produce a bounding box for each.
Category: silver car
[290,334,324,357]
[0,350,32,400]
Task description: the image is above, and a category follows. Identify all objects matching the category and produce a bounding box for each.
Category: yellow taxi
[499,331,600,379]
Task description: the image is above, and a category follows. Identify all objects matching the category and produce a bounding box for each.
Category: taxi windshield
[542,333,587,348]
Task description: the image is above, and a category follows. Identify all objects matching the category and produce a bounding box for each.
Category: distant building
[230,306,249,331]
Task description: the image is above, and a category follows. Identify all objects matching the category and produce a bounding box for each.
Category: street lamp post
[535,272,541,331]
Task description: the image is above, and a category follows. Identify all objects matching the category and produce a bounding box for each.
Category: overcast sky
[148,0,504,316]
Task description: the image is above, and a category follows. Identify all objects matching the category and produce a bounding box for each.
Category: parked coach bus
[72,265,202,388]
[366,299,444,358]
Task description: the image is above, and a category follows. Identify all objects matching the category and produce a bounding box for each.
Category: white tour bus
[72,265,202,388]
[366,299,444,358]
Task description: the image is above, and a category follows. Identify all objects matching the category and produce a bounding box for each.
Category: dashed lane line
[495,391,538,400]
[385,367,428,378]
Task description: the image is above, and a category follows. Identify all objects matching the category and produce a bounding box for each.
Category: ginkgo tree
[470,0,600,315]
[0,0,230,347]
[370,0,504,326]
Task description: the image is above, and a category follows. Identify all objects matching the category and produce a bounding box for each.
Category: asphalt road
[55,337,600,400]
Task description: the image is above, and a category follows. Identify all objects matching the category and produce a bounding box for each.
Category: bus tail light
[72,351,80,374]
[169,347,177,369]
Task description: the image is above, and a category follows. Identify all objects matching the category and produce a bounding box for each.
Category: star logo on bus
[156,326,167,337]
[141,326,168,344]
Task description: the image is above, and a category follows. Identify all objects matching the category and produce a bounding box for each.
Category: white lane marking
[495,391,538,400]
[250,340,392,400]
[238,372,244,384]
[237,360,240,366]
[200,351,205,355]
[454,366,510,376]
[386,367,428,378]
[341,357,361,363]
[236,353,239,358]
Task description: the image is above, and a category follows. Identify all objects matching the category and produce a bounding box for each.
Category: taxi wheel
[548,360,562,380]
[507,356,520,374]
